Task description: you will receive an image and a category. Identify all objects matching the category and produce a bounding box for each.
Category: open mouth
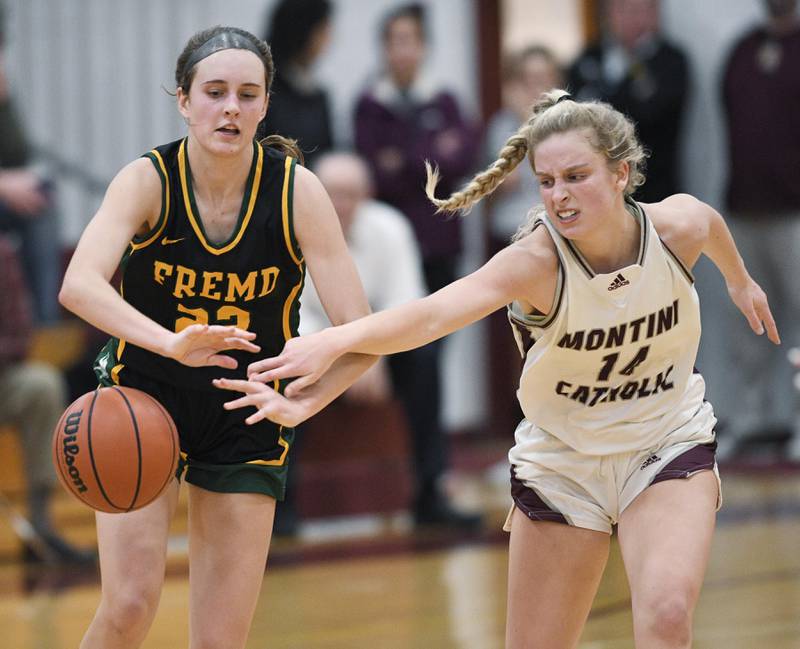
[556,209,578,222]
[216,126,240,136]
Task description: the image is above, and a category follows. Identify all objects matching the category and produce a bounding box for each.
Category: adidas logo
[640,454,661,470]
[607,273,630,291]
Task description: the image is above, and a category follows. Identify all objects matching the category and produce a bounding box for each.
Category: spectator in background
[0,235,93,564]
[568,0,689,202]
[354,3,477,294]
[719,0,800,459]
[0,7,61,323]
[485,46,563,251]
[353,5,477,495]
[258,0,333,168]
[299,152,482,529]
[483,46,563,439]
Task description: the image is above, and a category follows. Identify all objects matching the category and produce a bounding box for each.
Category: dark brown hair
[175,26,303,162]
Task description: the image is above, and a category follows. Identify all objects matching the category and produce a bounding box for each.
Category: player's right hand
[166,324,260,369]
[247,329,342,397]
[727,277,780,345]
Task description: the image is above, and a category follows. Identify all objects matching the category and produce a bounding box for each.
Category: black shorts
[106,366,293,500]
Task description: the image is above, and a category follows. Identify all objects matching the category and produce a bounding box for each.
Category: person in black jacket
[567,0,688,203]
[257,0,333,168]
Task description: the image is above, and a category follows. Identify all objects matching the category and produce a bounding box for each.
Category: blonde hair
[425,89,647,236]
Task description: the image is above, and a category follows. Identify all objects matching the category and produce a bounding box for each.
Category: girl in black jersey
[60,26,373,649]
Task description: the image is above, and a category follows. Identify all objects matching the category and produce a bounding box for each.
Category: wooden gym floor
[2,451,800,648]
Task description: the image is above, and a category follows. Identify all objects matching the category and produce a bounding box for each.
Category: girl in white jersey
[216,90,779,648]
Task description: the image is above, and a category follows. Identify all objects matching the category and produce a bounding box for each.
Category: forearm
[329,299,441,357]
[703,210,750,287]
[328,281,495,358]
[293,353,378,417]
[60,271,174,356]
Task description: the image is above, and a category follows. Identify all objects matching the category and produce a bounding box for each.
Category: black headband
[184,30,263,74]
[555,93,573,105]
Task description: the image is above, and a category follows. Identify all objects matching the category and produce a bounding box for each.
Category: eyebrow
[201,80,263,87]
[536,163,590,177]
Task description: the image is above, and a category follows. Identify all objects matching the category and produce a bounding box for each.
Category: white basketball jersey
[509,199,715,455]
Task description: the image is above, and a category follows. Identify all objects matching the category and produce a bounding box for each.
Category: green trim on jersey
[282,157,303,264]
[178,138,264,254]
[94,337,123,386]
[132,149,171,250]
[280,156,305,342]
[183,440,294,500]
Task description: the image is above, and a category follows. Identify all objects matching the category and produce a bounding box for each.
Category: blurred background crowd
[0,0,798,556]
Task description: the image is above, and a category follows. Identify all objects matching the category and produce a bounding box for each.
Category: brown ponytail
[260,134,304,165]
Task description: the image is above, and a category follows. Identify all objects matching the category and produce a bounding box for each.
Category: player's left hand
[727,277,780,345]
[212,378,312,427]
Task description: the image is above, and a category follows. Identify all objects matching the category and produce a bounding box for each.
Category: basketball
[52,386,179,513]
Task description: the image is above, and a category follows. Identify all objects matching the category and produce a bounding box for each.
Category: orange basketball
[52,386,179,513]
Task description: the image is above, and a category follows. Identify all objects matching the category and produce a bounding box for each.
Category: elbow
[58,274,83,314]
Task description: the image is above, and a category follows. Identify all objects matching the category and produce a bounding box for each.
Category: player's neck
[186,139,252,199]
[575,208,640,274]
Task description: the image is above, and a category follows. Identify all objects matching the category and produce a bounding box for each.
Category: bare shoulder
[292,164,326,201]
[292,162,315,186]
[642,194,714,267]
[507,223,560,273]
[113,157,163,195]
[292,164,335,222]
[101,157,163,230]
[494,223,560,313]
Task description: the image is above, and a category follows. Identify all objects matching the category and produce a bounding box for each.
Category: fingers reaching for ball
[213,378,311,428]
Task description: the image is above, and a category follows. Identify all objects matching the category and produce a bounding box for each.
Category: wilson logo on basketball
[53,386,179,513]
[61,410,89,493]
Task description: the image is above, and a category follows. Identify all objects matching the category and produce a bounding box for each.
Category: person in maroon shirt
[0,235,93,563]
[718,0,800,460]
[354,3,477,292]
[352,4,481,528]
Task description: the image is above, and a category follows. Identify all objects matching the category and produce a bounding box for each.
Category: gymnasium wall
[2,0,486,431]
[1,0,770,432]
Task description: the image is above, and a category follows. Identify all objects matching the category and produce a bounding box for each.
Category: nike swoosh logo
[161,237,185,246]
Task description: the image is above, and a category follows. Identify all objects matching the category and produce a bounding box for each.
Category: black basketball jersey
[95,138,305,392]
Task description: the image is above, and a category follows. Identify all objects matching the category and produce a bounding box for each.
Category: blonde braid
[425,131,530,214]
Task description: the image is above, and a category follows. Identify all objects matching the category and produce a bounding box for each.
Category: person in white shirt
[297,151,482,529]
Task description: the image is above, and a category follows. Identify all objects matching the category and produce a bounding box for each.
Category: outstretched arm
[706,211,779,344]
[213,353,377,427]
[650,194,779,345]
[215,164,377,424]
[249,236,559,397]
